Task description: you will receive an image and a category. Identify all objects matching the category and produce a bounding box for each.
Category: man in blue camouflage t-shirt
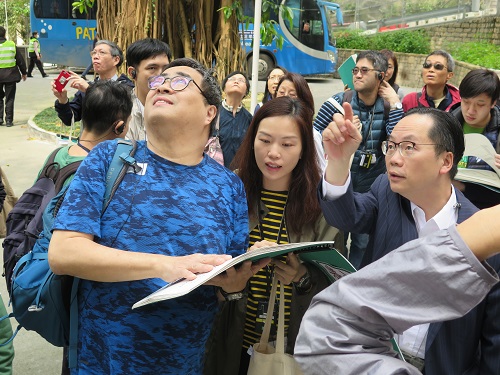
[49,58,251,374]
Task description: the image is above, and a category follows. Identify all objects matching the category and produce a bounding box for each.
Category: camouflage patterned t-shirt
[53,140,248,374]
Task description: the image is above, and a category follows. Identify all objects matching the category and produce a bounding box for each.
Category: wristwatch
[293,269,312,294]
[390,102,403,110]
[218,287,245,301]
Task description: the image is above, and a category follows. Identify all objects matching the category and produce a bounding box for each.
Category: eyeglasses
[227,76,246,84]
[148,75,208,100]
[268,75,284,82]
[90,50,110,57]
[422,62,448,71]
[352,67,379,75]
[381,140,440,157]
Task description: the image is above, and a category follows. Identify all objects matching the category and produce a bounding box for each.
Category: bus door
[280,0,333,75]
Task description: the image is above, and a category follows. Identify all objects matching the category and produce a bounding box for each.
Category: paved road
[0,73,413,373]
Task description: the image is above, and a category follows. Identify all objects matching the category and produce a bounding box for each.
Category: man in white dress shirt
[313,105,500,374]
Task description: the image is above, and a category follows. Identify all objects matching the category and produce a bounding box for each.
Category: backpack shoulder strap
[327,97,345,116]
[40,147,64,181]
[342,89,354,105]
[54,161,82,193]
[70,140,138,368]
[103,140,138,213]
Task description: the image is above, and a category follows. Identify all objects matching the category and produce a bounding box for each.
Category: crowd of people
[1,30,500,375]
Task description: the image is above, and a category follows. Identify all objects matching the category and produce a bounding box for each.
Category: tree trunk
[96,0,245,81]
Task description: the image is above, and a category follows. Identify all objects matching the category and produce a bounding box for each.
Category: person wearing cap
[317,105,500,374]
[451,69,500,209]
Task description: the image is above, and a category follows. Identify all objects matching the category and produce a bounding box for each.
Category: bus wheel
[247,54,274,81]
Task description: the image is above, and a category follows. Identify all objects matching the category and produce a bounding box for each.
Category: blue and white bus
[30,0,97,67]
[241,0,343,79]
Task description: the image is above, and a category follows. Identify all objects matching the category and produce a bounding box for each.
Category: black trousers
[0,82,16,123]
[27,52,46,76]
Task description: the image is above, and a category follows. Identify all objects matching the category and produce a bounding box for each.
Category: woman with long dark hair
[380,49,405,100]
[205,97,343,375]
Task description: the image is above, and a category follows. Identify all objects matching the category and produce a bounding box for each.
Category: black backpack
[2,147,81,295]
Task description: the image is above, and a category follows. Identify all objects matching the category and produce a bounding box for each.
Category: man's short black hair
[164,58,222,132]
[459,69,500,104]
[126,38,172,69]
[82,81,132,135]
[357,50,388,75]
[405,107,464,179]
[0,27,6,38]
[425,50,455,72]
[222,70,250,96]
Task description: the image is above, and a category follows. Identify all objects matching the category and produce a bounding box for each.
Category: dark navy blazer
[319,174,500,375]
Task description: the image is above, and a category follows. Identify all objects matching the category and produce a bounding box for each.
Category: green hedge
[444,42,500,70]
[335,29,431,54]
[335,29,500,69]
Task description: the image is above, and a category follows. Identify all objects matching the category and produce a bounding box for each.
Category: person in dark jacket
[0,26,27,127]
[314,50,403,268]
[451,68,500,208]
[319,106,500,374]
[52,40,134,127]
[215,71,253,168]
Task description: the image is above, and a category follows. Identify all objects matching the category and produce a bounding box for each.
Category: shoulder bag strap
[259,274,278,346]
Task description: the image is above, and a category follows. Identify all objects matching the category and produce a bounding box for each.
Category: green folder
[338,54,357,90]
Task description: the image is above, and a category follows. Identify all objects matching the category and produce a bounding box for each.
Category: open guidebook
[132,241,354,309]
[132,241,405,360]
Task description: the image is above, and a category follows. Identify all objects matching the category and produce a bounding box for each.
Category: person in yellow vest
[27,31,48,78]
[0,26,27,128]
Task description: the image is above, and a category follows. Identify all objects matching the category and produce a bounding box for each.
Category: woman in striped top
[204,97,344,375]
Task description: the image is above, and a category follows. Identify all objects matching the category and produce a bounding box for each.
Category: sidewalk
[1,73,64,374]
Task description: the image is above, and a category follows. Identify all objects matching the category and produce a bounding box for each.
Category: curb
[27,116,64,145]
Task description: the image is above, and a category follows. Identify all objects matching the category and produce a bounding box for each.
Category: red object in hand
[54,70,71,92]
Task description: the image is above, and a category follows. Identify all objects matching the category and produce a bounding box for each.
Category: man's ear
[112,55,120,68]
[440,151,454,175]
[446,71,454,82]
[127,66,136,80]
[206,105,217,126]
[113,120,126,135]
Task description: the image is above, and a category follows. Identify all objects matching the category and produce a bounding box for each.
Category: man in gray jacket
[295,204,500,375]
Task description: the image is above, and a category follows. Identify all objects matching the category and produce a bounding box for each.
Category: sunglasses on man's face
[422,62,448,71]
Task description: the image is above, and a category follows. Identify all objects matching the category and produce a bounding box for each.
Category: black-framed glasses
[381,140,440,157]
[352,67,378,75]
[148,75,207,100]
[422,62,448,71]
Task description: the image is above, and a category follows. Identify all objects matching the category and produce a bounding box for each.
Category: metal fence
[336,0,493,31]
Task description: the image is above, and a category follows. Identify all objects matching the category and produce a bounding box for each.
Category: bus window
[33,0,69,19]
[283,0,324,51]
[33,0,95,20]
